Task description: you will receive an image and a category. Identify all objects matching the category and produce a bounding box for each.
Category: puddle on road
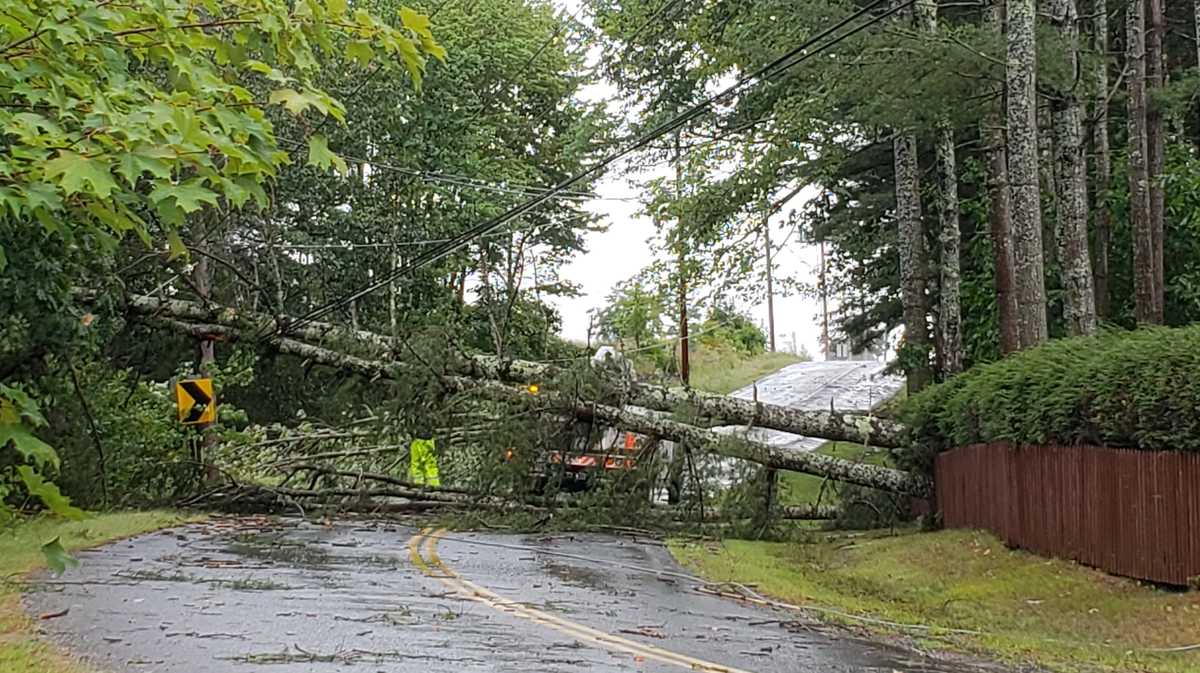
[542,559,607,590]
[113,568,292,591]
[222,531,403,570]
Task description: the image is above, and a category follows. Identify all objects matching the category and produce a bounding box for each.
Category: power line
[277,0,905,338]
[260,213,596,251]
[280,0,903,337]
[278,138,632,202]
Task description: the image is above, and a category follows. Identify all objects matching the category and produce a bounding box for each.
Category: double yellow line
[407,528,752,673]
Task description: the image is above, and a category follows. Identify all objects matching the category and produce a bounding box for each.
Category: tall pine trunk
[894,133,932,392]
[987,0,1019,355]
[1146,0,1165,323]
[917,0,962,374]
[1127,0,1155,324]
[1049,0,1097,335]
[935,127,962,373]
[1007,0,1049,348]
[1091,0,1112,318]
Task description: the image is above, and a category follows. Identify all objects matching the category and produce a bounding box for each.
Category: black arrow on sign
[180,381,211,423]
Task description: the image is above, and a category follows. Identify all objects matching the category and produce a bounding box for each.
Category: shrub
[899,326,1200,475]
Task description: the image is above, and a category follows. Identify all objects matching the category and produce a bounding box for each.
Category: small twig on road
[38,608,70,620]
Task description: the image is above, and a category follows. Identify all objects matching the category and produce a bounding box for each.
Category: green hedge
[899,326,1200,475]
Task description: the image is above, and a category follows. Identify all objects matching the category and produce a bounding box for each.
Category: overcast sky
[545,0,832,359]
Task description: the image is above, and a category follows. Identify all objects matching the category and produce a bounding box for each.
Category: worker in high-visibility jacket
[408,437,440,487]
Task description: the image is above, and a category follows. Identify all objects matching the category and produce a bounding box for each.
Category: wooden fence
[935,443,1200,585]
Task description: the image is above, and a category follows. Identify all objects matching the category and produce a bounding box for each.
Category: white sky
[550,174,831,360]
[546,0,831,359]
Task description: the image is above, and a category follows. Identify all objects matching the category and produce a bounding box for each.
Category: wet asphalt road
[24,517,989,673]
[714,360,905,452]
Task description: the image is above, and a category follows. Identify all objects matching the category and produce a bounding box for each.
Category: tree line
[591,0,1200,391]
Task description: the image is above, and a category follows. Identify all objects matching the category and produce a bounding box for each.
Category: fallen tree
[121,294,908,448]
[147,316,931,498]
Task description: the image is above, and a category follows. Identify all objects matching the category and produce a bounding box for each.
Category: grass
[779,441,889,507]
[671,529,1200,673]
[689,348,804,394]
[0,511,196,673]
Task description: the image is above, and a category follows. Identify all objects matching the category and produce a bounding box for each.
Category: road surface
[715,360,904,452]
[25,517,990,673]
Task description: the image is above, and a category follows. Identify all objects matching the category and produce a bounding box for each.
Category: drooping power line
[275,0,907,337]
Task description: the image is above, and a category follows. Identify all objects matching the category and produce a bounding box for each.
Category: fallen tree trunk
[568,401,930,497]
[779,504,839,520]
[124,294,908,447]
[151,317,930,497]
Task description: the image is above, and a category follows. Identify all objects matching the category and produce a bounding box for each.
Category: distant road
[717,359,905,452]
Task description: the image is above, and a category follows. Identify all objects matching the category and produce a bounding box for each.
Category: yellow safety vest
[409,438,440,487]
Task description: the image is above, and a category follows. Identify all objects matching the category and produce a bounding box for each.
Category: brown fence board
[935,443,1200,586]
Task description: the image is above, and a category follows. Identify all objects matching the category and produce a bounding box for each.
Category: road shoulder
[2,511,198,673]
[670,528,1200,673]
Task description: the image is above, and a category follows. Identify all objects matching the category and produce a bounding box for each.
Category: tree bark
[120,294,912,447]
[894,133,933,391]
[1007,0,1048,349]
[143,316,930,496]
[779,504,840,520]
[1049,0,1098,336]
[570,402,931,497]
[1146,0,1165,323]
[1090,0,1112,319]
[916,0,963,374]
[986,1,1019,355]
[934,126,963,374]
[1127,0,1156,324]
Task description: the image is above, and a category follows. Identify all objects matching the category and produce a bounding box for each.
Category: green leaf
[41,536,81,575]
[268,88,326,117]
[43,151,117,199]
[116,147,173,187]
[22,183,63,213]
[326,0,348,17]
[18,466,85,520]
[306,135,348,175]
[166,230,188,260]
[150,179,218,214]
[346,41,374,67]
[399,7,432,38]
[0,422,59,469]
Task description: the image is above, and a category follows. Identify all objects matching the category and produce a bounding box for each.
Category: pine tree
[1007,0,1049,347]
[1049,0,1097,335]
[894,132,932,391]
[1091,0,1112,318]
[987,0,1019,354]
[1127,0,1156,324]
[917,0,962,374]
[1146,0,1166,323]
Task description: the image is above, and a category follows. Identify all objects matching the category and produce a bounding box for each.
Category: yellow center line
[409,528,754,673]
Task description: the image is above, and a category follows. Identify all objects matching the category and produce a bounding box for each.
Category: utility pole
[191,216,218,485]
[675,130,690,385]
[762,200,776,352]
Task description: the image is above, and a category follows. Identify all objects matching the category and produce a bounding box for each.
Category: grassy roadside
[671,529,1200,673]
[0,511,197,673]
[689,349,804,394]
[778,442,887,506]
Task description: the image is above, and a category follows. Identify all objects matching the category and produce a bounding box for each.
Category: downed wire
[147,315,930,497]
